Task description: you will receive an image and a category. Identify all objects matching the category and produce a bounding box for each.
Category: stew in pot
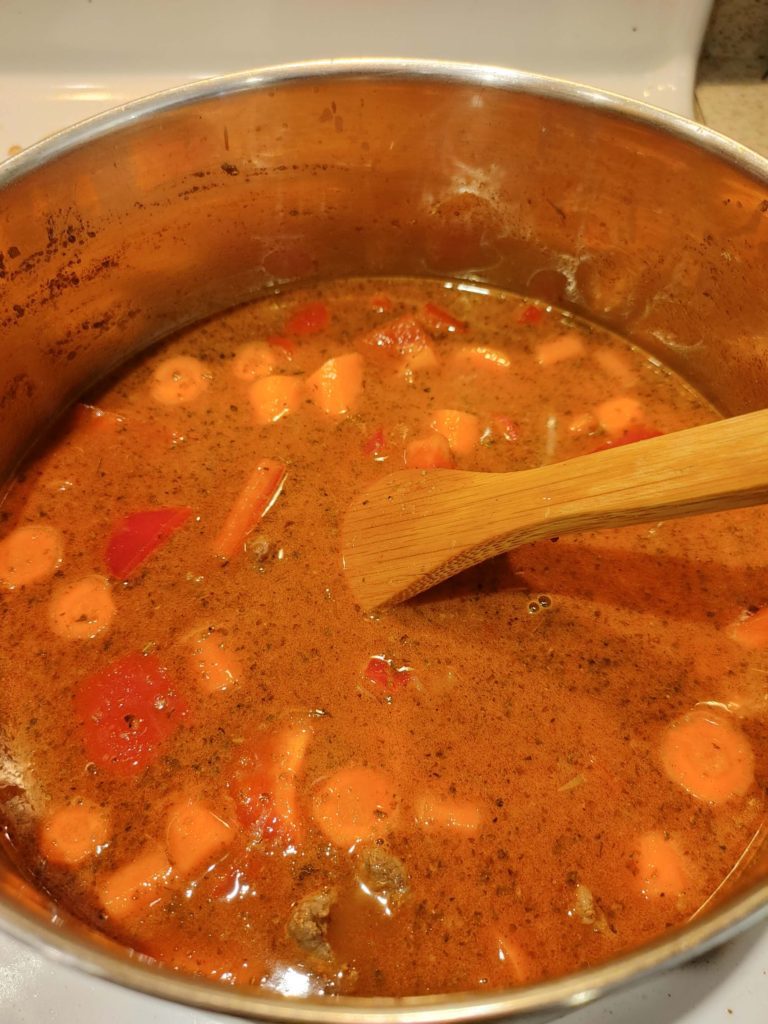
[0,277,765,996]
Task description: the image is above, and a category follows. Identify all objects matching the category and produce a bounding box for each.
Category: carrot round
[634,830,688,899]
[594,395,643,437]
[150,355,210,405]
[48,574,116,640]
[165,800,233,876]
[211,459,286,561]
[39,802,110,867]
[414,794,482,832]
[495,935,534,984]
[0,524,63,589]
[729,606,768,650]
[189,631,242,693]
[312,766,398,849]
[232,342,275,381]
[660,707,755,804]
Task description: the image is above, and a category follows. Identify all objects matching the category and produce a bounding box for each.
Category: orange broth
[0,277,766,996]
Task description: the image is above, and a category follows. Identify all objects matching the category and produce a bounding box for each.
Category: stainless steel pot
[1,59,767,1023]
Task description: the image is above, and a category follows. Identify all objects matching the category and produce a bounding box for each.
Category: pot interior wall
[1,72,768,480]
[0,66,767,1013]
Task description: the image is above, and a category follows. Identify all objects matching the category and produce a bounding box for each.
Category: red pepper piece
[362,656,411,694]
[267,335,296,360]
[228,727,309,848]
[518,305,545,325]
[361,427,388,459]
[75,652,188,776]
[420,302,467,334]
[591,428,664,453]
[491,414,520,443]
[105,507,192,580]
[284,301,329,336]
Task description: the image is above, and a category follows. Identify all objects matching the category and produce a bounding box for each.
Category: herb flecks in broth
[0,278,766,997]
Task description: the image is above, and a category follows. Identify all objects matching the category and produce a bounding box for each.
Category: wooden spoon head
[341,468,494,611]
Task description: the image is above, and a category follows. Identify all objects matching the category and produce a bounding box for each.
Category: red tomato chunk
[75,652,188,776]
[284,301,329,336]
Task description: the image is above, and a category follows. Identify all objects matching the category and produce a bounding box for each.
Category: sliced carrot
[97,846,172,921]
[431,409,481,457]
[165,800,233,876]
[73,403,127,436]
[248,374,304,425]
[306,353,364,417]
[729,607,768,649]
[495,935,534,984]
[568,412,598,436]
[39,802,110,867]
[312,766,399,848]
[455,345,511,371]
[48,575,116,640]
[232,342,275,381]
[414,793,482,832]
[634,830,688,899]
[212,459,286,561]
[189,631,242,693]
[405,433,454,470]
[150,355,210,405]
[535,333,585,367]
[593,347,637,386]
[660,707,755,804]
[0,524,63,589]
[595,395,644,437]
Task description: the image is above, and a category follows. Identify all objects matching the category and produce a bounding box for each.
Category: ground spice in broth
[0,277,766,997]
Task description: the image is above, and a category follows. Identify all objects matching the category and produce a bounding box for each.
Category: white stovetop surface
[1,1,766,1021]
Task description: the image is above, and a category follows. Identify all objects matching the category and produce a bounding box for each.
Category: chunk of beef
[287,889,335,962]
[356,846,409,908]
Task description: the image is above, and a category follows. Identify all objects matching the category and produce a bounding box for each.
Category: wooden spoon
[342,409,768,611]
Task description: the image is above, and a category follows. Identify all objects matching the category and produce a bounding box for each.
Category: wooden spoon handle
[343,409,768,610]
[476,407,768,544]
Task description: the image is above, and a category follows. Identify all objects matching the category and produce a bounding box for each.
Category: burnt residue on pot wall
[1,72,768,491]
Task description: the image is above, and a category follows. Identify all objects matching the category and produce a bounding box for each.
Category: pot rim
[2,57,768,188]
[1,57,767,1021]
